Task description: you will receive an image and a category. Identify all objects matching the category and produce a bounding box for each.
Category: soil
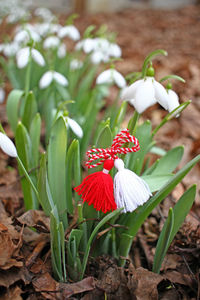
[0,4,200,300]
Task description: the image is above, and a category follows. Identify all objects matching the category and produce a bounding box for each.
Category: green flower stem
[159,74,185,83]
[25,53,32,98]
[141,49,167,78]
[17,156,39,200]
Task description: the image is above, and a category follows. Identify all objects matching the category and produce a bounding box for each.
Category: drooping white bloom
[14,29,41,44]
[108,43,122,58]
[39,71,68,89]
[167,89,180,115]
[57,43,67,58]
[58,25,80,41]
[114,159,151,213]
[70,59,83,70]
[96,69,126,89]
[16,47,45,69]
[3,42,19,57]
[0,88,5,103]
[90,51,105,65]
[66,117,83,138]
[121,77,169,114]
[0,132,17,157]
[75,38,95,53]
[43,36,60,49]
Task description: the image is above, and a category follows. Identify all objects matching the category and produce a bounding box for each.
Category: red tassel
[74,159,116,213]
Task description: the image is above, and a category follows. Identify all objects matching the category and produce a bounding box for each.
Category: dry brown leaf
[32,272,60,300]
[164,270,194,287]
[17,210,50,233]
[60,277,96,298]
[0,267,32,288]
[0,286,23,300]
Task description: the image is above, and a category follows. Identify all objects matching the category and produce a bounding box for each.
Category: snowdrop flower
[34,7,55,22]
[114,159,152,213]
[90,51,106,65]
[3,42,19,57]
[96,69,126,89]
[167,89,180,113]
[39,71,68,89]
[16,47,45,69]
[66,117,83,138]
[57,43,67,58]
[14,29,41,44]
[0,132,17,157]
[58,25,80,41]
[75,38,95,53]
[121,76,169,114]
[108,43,122,58]
[0,88,5,103]
[70,59,83,70]
[43,36,60,49]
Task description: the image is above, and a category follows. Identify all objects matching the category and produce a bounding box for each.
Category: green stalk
[141,49,167,78]
[17,156,39,200]
[25,51,32,98]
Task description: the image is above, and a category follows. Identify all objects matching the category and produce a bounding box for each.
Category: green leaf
[47,116,68,228]
[80,208,123,279]
[6,89,24,134]
[120,155,200,266]
[112,101,127,135]
[153,185,196,273]
[37,153,54,216]
[152,208,174,273]
[22,91,38,131]
[66,140,77,214]
[151,146,184,175]
[29,113,41,168]
[15,122,38,210]
[142,174,174,193]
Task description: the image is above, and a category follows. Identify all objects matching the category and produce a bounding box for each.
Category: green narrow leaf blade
[6,89,24,134]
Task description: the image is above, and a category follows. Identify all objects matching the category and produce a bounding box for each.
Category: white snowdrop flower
[49,24,62,34]
[121,77,169,114]
[114,159,151,213]
[0,88,5,103]
[167,89,180,113]
[57,43,67,58]
[96,69,126,89]
[70,59,83,70]
[34,7,55,22]
[0,44,4,52]
[16,47,45,69]
[33,23,51,37]
[39,71,68,89]
[14,28,41,44]
[43,36,60,49]
[0,132,17,157]
[58,25,80,41]
[75,38,95,53]
[66,117,83,138]
[3,42,19,57]
[93,38,109,51]
[108,43,122,58]
[90,51,104,64]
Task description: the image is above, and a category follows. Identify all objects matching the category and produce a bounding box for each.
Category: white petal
[90,51,104,64]
[83,38,95,53]
[58,25,80,41]
[121,79,143,100]
[43,36,60,49]
[31,49,45,66]
[167,90,180,112]
[14,30,29,44]
[16,47,29,68]
[0,88,5,103]
[53,72,68,86]
[39,71,53,89]
[96,70,113,85]
[0,132,17,157]
[134,78,156,113]
[108,43,122,58]
[153,80,169,110]
[67,117,83,138]
[70,59,83,70]
[57,43,67,58]
[113,70,126,88]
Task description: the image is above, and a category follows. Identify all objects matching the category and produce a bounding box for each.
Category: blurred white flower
[7,8,30,24]
[43,36,60,49]
[66,117,83,138]
[58,25,80,41]
[39,71,68,89]
[70,59,83,70]
[57,43,67,58]
[90,51,105,65]
[3,42,19,57]
[14,29,41,44]
[121,77,169,114]
[108,43,122,58]
[0,132,17,157]
[34,7,55,22]
[16,47,45,69]
[75,38,95,53]
[96,69,126,88]
[0,88,5,103]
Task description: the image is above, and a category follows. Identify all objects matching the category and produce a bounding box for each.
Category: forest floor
[0,4,200,300]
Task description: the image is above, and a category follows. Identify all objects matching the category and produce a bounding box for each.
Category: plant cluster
[0,8,199,283]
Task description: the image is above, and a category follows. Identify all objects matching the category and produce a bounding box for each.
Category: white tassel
[114,159,152,213]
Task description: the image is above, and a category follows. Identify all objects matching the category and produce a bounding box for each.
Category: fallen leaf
[0,267,32,288]
[0,286,23,300]
[60,277,96,298]
[32,272,60,300]
[17,210,50,233]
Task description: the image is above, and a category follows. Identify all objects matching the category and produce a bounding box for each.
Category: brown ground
[0,4,200,300]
